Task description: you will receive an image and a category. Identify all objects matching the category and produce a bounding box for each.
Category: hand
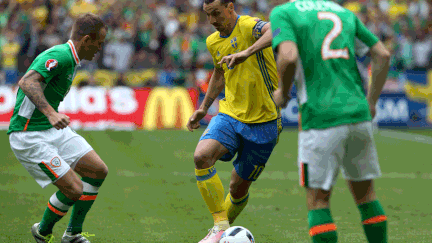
[47,112,70,130]
[187,109,207,132]
[274,88,290,108]
[217,50,250,69]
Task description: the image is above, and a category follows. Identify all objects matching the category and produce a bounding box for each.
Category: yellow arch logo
[143,87,195,130]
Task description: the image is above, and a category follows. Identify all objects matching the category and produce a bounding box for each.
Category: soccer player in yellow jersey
[186,0,282,242]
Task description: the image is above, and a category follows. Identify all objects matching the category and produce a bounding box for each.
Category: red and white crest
[45,59,58,71]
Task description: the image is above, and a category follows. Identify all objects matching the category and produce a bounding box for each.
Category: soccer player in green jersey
[8,14,107,243]
[270,1,391,243]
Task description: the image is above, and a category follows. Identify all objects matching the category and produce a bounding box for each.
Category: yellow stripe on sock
[230,193,249,204]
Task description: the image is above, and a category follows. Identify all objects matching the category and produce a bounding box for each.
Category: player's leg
[299,126,349,243]
[195,114,238,242]
[36,170,83,237]
[347,180,387,243]
[9,129,82,242]
[223,118,282,224]
[342,122,387,243]
[305,187,337,243]
[65,150,108,237]
[223,168,251,224]
[51,127,107,242]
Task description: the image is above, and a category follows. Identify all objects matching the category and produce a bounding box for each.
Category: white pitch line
[117,170,430,180]
[377,129,432,145]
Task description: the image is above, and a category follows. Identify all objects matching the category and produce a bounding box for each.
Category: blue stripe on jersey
[258,51,280,114]
[196,167,217,181]
[258,51,275,95]
[256,51,278,111]
[255,53,272,97]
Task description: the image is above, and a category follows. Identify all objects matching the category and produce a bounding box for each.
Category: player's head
[71,13,107,61]
[203,0,236,33]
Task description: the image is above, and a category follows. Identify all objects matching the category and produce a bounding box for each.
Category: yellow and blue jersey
[206,15,279,124]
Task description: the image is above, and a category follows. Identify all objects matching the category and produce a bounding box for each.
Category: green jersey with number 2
[270,0,379,131]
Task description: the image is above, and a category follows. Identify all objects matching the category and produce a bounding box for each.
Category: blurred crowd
[0,0,431,92]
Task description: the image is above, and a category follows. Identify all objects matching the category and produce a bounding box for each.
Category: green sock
[308,208,338,243]
[358,200,387,243]
[39,191,76,236]
[67,177,105,235]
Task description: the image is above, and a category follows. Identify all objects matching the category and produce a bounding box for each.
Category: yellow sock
[223,193,249,224]
[195,166,228,224]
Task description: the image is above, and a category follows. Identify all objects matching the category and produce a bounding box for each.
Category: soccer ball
[219,226,255,243]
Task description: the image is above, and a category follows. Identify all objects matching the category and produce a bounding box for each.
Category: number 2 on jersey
[318,12,349,60]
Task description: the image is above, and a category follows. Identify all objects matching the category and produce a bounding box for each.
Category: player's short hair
[204,0,235,5]
[71,13,106,41]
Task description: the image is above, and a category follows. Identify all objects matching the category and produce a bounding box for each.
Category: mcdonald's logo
[143,87,195,130]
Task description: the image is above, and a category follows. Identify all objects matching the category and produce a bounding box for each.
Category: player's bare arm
[18,70,70,129]
[218,22,272,69]
[367,41,391,118]
[274,41,298,108]
[187,67,225,132]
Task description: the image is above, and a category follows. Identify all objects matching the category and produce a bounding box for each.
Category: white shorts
[298,121,381,191]
[9,127,93,188]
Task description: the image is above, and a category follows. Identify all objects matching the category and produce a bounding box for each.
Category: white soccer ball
[219,226,255,243]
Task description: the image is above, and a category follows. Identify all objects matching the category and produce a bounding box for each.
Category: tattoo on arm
[204,97,215,109]
[19,71,53,115]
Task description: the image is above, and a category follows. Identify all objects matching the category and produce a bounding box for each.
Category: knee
[98,163,108,179]
[194,152,214,169]
[95,162,109,179]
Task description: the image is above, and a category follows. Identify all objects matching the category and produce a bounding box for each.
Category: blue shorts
[200,113,283,181]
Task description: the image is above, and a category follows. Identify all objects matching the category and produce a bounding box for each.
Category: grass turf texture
[0,129,431,242]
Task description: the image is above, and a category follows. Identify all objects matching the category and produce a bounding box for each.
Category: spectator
[115,73,128,87]
[131,50,160,70]
[41,24,61,48]
[412,28,432,71]
[0,0,430,94]
[408,0,430,20]
[1,31,20,85]
[158,60,177,87]
[103,30,135,73]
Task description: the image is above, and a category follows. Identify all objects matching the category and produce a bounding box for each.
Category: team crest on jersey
[50,157,61,167]
[217,51,221,57]
[231,37,238,49]
[45,59,58,71]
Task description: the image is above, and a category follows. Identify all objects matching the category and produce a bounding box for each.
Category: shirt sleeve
[240,16,268,41]
[270,6,297,50]
[355,15,379,48]
[28,49,68,84]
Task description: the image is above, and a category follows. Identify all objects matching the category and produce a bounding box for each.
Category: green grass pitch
[0,129,431,242]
